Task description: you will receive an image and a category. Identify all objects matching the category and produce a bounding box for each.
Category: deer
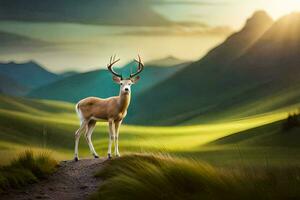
[74,55,144,161]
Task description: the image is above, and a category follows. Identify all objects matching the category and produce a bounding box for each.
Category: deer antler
[130,55,144,78]
[107,55,122,79]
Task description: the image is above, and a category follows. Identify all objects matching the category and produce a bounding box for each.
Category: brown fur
[77,93,130,122]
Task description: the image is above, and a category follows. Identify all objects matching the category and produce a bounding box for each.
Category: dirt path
[2,158,106,200]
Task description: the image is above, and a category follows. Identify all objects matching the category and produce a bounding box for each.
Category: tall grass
[91,154,300,200]
[0,150,57,192]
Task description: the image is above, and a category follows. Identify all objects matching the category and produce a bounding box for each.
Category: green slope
[127,11,300,125]
[0,95,298,165]
[210,115,300,147]
[182,82,300,124]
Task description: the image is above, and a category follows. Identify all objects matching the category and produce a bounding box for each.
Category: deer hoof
[74,157,79,162]
[107,154,112,159]
[94,155,99,159]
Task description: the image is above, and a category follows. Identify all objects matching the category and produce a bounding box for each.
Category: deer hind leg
[107,120,115,159]
[74,121,87,161]
[85,120,99,158]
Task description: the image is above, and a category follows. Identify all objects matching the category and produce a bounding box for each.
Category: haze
[0,0,299,72]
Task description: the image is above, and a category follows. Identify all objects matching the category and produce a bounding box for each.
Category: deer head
[107,55,144,95]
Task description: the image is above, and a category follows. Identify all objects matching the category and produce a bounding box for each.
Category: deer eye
[120,83,123,85]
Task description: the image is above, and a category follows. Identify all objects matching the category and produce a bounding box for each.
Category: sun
[264,0,300,19]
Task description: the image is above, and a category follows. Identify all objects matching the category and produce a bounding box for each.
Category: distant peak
[165,55,180,61]
[2,60,39,66]
[146,56,187,67]
[27,60,38,65]
[252,10,272,19]
[7,61,17,65]
[244,10,273,29]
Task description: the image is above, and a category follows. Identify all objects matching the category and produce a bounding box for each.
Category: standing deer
[74,55,144,161]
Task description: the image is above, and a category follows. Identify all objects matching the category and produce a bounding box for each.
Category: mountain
[0,61,60,90]
[28,57,189,103]
[126,11,300,125]
[200,10,273,66]
[233,12,300,73]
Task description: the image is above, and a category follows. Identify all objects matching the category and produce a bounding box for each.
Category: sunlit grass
[0,95,299,165]
[0,150,57,192]
[117,110,291,151]
[91,154,300,200]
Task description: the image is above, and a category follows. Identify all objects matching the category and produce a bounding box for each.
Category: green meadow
[0,95,299,167]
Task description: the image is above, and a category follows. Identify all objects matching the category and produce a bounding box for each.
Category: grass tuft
[91,154,300,200]
[0,150,57,192]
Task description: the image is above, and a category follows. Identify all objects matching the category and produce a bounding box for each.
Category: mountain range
[1,11,299,126]
[0,61,61,96]
[126,11,300,125]
[28,58,189,103]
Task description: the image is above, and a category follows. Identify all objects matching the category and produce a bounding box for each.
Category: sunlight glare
[264,0,300,19]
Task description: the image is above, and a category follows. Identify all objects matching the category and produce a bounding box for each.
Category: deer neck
[118,92,131,114]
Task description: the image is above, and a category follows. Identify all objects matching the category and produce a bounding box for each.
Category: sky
[0,0,299,72]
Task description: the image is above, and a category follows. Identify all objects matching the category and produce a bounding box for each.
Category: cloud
[117,25,233,37]
[0,31,52,53]
[0,0,171,26]
[175,21,209,28]
[203,26,234,36]
[152,0,228,6]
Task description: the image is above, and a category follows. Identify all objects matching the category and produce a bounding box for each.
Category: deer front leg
[114,120,122,157]
[74,121,87,161]
[108,120,115,159]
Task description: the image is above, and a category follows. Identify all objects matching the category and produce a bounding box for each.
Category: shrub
[0,150,57,192]
[282,111,300,131]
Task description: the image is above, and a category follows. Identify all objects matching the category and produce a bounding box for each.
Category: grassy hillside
[127,12,300,125]
[210,115,300,147]
[0,95,299,166]
[92,154,300,200]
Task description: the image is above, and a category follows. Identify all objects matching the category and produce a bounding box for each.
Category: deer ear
[131,76,140,84]
[112,76,121,84]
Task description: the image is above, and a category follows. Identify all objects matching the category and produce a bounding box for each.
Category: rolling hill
[28,57,189,103]
[209,119,300,148]
[0,96,299,199]
[0,95,298,166]
[127,11,300,125]
[0,61,60,90]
